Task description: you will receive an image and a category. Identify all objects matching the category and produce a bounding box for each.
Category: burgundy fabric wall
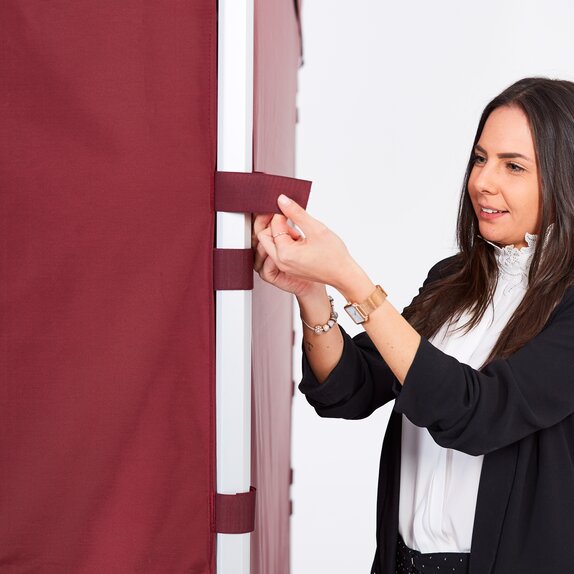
[251,0,302,572]
[0,2,216,572]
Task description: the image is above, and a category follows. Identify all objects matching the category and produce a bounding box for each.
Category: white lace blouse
[398,232,538,553]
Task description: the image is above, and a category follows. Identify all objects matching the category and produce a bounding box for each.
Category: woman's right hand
[252,213,322,298]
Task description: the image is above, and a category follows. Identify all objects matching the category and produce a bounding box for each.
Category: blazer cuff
[298,325,362,407]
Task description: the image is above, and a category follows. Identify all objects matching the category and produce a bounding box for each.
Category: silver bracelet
[301,295,338,334]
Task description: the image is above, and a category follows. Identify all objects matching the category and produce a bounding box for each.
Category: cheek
[467,170,479,199]
[527,183,542,219]
[514,184,542,230]
[467,187,479,209]
[530,194,543,228]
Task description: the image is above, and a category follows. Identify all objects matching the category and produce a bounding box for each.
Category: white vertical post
[216,1,254,573]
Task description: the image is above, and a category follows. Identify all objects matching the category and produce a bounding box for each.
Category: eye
[472,154,486,165]
[507,162,525,173]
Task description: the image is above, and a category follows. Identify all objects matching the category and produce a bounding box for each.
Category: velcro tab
[214,486,257,534]
[215,171,311,213]
[214,248,254,291]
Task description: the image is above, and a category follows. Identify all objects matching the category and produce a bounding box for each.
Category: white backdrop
[291,1,574,572]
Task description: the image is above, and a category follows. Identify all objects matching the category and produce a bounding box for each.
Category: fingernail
[278,194,291,206]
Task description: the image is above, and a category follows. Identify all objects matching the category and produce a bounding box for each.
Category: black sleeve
[298,255,459,420]
[393,286,574,456]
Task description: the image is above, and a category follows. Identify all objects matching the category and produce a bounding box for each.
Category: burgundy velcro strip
[215,486,257,534]
[215,171,311,213]
[214,249,254,290]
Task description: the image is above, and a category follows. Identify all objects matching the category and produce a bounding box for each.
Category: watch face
[345,304,366,324]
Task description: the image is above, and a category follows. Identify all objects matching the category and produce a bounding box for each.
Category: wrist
[296,282,328,305]
[334,259,377,303]
[297,286,334,330]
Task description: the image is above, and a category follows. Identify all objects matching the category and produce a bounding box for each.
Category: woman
[253,77,574,573]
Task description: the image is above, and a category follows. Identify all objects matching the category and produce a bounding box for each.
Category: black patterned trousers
[395,534,470,574]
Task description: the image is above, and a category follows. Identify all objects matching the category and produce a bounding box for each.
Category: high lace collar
[480,232,540,293]
[484,232,537,273]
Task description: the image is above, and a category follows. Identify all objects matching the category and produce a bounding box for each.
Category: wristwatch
[344,285,387,324]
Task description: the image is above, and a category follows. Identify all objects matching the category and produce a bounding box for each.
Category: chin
[478,224,516,248]
[481,230,527,248]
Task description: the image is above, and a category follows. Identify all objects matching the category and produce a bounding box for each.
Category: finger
[252,213,274,249]
[277,215,303,240]
[269,214,294,244]
[287,224,301,240]
[277,194,317,233]
[269,215,303,245]
[253,213,274,235]
[260,251,281,285]
[253,240,269,272]
[257,227,279,265]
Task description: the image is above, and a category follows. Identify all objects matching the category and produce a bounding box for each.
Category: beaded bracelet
[301,295,339,334]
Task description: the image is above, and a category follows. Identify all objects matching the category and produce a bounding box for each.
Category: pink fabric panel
[253,1,301,175]
[0,2,216,572]
[251,0,302,572]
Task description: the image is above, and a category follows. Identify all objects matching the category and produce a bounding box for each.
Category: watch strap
[359,285,387,316]
[344,285,387,324]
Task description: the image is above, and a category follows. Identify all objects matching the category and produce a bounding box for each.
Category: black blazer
[299,256,574,573]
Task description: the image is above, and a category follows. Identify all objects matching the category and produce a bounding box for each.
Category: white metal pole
[215,1,254,573]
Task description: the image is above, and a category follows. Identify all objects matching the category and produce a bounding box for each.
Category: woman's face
[468,104,542,248]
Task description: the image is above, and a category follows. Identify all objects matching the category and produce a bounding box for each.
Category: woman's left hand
[256,194,362,294]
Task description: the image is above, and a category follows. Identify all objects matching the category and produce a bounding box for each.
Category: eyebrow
[474,144,533,163]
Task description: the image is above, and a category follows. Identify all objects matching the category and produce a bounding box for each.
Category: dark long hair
[403,77,574,365]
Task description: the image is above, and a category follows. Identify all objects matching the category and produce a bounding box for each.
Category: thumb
[277,194,314,230]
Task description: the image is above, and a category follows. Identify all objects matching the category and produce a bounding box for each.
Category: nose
[471,162,499,196]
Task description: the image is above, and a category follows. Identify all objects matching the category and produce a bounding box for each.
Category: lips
[480,206,508,214]
[479,206,508,220]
